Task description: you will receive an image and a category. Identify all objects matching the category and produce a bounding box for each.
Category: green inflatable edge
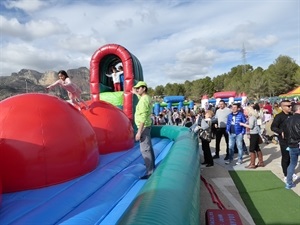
[117,125,201,225]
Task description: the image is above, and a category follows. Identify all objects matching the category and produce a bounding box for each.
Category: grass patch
[229,170,300,225]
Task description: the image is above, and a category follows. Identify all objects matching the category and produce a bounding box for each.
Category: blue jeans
[228,133,244,161]
[286,147,300,185]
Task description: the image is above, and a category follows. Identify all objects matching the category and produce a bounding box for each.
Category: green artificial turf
[229,170,300,225]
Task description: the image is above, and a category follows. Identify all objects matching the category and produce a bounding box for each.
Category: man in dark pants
[132,81,155,179]
[283,103,300,189]
[271,100,293,182]
[213,100,231,160]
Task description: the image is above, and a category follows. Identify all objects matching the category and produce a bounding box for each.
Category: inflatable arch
[90,44,143,122]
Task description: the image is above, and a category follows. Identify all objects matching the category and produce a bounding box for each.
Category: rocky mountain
[0,67,91,101]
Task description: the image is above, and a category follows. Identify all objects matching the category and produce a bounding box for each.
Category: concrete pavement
[200,137,300,225]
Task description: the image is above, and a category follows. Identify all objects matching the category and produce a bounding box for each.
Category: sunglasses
[283,105,292,108]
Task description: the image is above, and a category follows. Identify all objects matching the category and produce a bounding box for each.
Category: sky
[0,0,299,88]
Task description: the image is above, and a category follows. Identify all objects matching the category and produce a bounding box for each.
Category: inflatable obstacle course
[0,126,200,224]
[0,44,201,224]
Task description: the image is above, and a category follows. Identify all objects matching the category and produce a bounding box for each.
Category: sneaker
[224,155,229,160]
[293,174,298,182]
[206,164,214,168]
[285,183,296,189]
[284,174,299,183]
[212,155,220,159]
[235,160,243,165]
[225,160,231,165]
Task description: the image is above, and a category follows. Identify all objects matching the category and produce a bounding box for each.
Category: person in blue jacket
[225,103,247,165]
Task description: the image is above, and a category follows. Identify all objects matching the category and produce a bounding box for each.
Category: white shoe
[284,174,298,183]
[293,174,298,182]
[235,160,243,165]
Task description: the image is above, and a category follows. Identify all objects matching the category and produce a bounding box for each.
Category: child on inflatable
[46,70,89,110]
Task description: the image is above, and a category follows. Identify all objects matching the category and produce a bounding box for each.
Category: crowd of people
[151,107,197,127]
[152,98,300,189]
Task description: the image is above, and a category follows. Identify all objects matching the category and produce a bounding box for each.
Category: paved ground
[200,137,300,225]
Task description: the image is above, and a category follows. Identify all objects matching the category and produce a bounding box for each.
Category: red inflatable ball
[82,100,134,154]
[0,94,99,193]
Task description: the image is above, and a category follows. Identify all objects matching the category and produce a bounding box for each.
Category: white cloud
[58,35,106,54]
[0,42,90,75]
[1,43,55,71]
[0,15,69,40]
[3,0,48,13]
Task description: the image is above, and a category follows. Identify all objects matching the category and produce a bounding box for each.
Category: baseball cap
[134,81,147,88]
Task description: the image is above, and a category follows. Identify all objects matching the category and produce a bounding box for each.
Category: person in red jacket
[263,101,273,115]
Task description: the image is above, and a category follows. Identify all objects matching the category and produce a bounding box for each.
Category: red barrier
[213,91,236,99]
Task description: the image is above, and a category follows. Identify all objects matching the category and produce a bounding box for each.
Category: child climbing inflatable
[46,70,89,110]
